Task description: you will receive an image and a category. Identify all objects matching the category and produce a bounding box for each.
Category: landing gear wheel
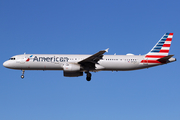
[21,70,25,79]
[86,77,91,81]
[21,75,24,79]
[86,73,92,81]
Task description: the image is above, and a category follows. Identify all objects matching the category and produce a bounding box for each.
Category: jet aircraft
[3,33,176,81]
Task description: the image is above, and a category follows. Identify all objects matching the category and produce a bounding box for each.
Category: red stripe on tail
[141,60,161,63]
[166,38,172,41]
[163,44,171,47]
[159,50,169,53]
[145,55,166,58]
[169,33,173,35]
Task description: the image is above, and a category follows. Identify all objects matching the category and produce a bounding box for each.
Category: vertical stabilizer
[146,33,173,56]
[141,33,173,63]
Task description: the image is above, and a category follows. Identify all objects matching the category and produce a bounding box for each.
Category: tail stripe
[159,50,169,53]
[166,38,172,41]
[165,41,171,44]
[161,47,170,50]
[141,60,161,63]
[163,44,171,47]
[146,53,168,55]
[145,55,166,58]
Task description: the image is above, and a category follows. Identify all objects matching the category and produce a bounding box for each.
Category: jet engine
[63,63,83,77]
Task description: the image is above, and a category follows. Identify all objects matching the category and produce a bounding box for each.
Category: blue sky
[0,0,179,120]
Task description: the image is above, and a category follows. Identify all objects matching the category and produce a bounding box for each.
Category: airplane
[3,33,176,81]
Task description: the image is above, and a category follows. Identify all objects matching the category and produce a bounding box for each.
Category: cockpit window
[10,58,15,60]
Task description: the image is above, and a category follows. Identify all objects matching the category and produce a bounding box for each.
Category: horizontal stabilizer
[157,55,174,63]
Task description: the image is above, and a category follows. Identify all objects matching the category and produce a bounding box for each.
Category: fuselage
[3,54,172,71]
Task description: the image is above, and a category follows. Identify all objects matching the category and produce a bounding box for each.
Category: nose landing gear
[21,70,25,79]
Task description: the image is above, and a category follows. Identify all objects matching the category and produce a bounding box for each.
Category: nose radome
[3,61,9,67]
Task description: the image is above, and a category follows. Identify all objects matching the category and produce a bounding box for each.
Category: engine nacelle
[63,63,81,71]
[63,63,83,77]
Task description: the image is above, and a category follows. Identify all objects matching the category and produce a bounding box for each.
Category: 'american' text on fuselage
[33,56,69,62]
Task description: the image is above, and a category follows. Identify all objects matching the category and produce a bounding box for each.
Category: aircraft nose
[3,61,9,68]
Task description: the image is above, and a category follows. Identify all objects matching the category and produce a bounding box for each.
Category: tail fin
[146,33,173,57]
[141,33,174,64]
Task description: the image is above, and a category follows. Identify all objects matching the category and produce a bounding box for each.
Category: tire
[21,75,24,79]
[86,77,91,81]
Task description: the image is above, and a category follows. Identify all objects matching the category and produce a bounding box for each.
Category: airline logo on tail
[141,33,173,63]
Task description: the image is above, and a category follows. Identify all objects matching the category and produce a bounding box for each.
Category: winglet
[105,48,109,52]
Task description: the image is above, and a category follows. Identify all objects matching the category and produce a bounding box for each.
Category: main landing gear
[21,70,25,79]
[86,72,92,81]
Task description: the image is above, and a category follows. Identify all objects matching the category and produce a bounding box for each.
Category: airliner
[3,33,176,81]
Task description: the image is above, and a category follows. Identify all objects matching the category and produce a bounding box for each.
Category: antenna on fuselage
[24,53,26,58]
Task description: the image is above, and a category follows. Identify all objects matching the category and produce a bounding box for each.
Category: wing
[78,48,109,70]
[78,48,109,64]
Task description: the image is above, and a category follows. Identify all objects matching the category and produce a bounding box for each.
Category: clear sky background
[0,0,179,120]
